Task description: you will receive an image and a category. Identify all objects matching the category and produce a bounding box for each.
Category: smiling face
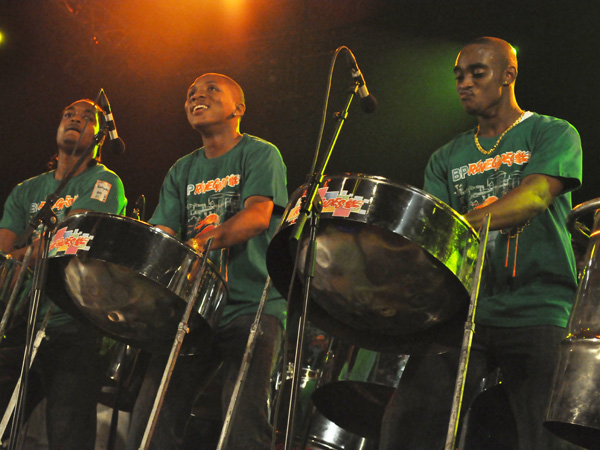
[453,43,512,117]
[56,100,101,155]
[184,74,245,132]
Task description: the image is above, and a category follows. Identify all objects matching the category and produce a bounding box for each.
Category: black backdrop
[2,0,599,220]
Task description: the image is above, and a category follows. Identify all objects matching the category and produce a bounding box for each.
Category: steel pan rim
[56,211,227,285]
[319,172,479,239]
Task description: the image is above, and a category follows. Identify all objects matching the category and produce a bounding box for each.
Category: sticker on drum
[45,212,228,355]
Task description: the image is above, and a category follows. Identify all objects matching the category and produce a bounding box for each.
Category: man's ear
[504,66,518,85]
[235,102,246,117]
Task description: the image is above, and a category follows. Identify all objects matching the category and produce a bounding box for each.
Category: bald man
[126,74,288,449]
[380,37,583,449]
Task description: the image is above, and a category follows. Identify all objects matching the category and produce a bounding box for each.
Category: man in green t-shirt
[380,37,583,449]
[126,73,288,450]
[0,99,127,449]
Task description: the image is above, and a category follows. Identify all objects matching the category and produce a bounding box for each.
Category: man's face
[56,101,100,154]
[184,75,241,130]
[453,44,507,116]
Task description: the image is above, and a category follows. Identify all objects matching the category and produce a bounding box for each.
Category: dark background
[1,0,599,220]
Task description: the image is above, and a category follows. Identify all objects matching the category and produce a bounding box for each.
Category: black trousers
[379,325,583,450]
[126,313,283,450]
[0,321,105,450]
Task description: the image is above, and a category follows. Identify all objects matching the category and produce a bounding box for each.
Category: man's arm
[0,228,19,255]
[464,173,564,230]
[0,228,45,264]
[187,195,274,252]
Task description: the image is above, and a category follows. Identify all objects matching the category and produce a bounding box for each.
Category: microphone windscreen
[111,138,126,155]
[360,95,378,114]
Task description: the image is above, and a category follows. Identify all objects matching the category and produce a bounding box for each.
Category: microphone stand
[1,127,107,450]
[282,81,359,450]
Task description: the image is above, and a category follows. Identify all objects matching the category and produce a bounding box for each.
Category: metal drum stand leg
[138,238,214,450]
[444,214,491,450]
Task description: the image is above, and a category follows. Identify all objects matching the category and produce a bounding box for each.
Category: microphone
[344,48,378,113]
[98,89,126,155]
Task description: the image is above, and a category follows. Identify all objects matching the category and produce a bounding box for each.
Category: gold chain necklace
[474,111,526,155]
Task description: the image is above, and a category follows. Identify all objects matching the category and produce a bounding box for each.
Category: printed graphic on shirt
[33,195,78,215]
[186,174,241,196]
[186,191,240,239]
[91,180,112,202]
[28,195,80,241]
[451,150,531,182]
[452,150,530,211]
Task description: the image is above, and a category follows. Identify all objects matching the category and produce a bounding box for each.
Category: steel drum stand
[105,197,147,450]
[444,214,491,450]
[0,305,53,448]
[281,48,361,450]
[3,223,56,450]
[138,237,214,450]
[0,247,33,346]
[215,276,274,450]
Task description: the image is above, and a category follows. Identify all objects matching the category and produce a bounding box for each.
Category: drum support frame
[444,214,490,450]
[0,248,32,346]
[216,276,274,450]
[0,305,52,448]
[138,237,214,449]
[2,226,55,450]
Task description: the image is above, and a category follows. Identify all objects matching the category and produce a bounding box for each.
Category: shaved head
[464,36,518,74]
[195,73,245,104]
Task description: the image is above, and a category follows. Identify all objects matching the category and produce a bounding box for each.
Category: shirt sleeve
[240,142,288,209]
[523,118,582,193]
[423,145,453,205]
[71,170,127,215]
[149,162,186,234]
[0,184,29,235]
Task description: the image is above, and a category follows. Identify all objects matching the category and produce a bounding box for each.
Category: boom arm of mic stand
[289,83,358,243]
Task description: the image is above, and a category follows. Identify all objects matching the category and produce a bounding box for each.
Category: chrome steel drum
[0,251,33,333]
[267,174,479,353]
[311,342,408,441]
[306,410,374,450]
[45,212,228,354]
[272,324,333,448]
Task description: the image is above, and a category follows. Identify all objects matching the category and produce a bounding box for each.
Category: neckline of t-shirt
[51,163,99,183]
[200,134,247,161]
[476,111,534,139]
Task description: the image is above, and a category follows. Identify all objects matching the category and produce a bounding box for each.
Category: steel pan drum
[311,344,408,441]
[267,174,479,353]
[45,212,228,354]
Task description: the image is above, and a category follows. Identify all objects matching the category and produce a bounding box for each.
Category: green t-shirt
[0,163,127,328]
[149,134,288,326]
[424,112,582,327]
